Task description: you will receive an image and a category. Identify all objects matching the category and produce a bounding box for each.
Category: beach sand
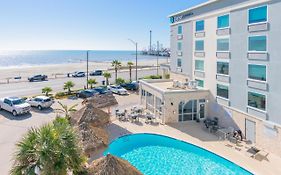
[0,59,168,81]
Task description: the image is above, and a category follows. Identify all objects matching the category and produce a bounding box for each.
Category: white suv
[0,97,31,116]
[108,85,128,95]
[26,96,54,110]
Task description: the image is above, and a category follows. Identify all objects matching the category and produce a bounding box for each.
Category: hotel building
[139,0,281,156]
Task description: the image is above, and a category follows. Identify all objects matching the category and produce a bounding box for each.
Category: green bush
[164,73,170,79]
[55,92,66,98]
[142,75,162,80]
[116,77,126,85]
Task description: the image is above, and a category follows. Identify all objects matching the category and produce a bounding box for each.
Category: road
[0,68,158,97]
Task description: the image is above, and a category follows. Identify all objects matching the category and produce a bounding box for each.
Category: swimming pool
[104,133,252,175]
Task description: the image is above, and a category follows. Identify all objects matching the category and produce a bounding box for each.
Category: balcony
[216,52,231,59]
[247,52,268,61]
[216,96,230,106]
[195,31,205,38]
[247,79,268,91]
[177,34,183,40]
[194,71,205,78]
[216,74,230,83]
[194,51,205,57]
[248,22,269,33]
[177,52,183,56]
[216,28,231,36]
[247,107,267,120]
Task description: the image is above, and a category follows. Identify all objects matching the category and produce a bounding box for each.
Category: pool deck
[107,118,281,175]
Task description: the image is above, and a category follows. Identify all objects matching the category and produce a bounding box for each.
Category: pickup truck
[0,97,31,116]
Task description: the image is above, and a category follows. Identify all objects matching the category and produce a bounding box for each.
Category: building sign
[170,12,194,23]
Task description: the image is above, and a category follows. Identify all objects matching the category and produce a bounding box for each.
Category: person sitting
[233,130,243,141]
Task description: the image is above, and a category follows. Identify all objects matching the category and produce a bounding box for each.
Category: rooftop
[140,79,205,93]
[168,0,220,17]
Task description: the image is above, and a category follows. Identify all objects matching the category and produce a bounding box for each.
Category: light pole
[128,39,138,81]
[86,50,89,89]
[157,41,159,76]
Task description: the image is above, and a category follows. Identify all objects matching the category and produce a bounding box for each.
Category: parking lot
[0,91,139,174]
[0,97,83,173]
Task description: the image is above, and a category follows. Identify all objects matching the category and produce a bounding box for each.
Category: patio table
[129,113,139,122]
[217,128,232,140]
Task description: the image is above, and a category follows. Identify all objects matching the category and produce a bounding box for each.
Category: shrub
[55,92,66,98]
[164,73,170,79]
[142,75,162,80]
[116,77,125,85]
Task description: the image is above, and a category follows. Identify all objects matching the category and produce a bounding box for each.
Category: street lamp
[86,50,89,89]
[128,39,138,81]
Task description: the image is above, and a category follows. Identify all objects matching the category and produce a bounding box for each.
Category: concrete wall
[168,0,281,156]
[163,91,210,123]
[170,22,193,79]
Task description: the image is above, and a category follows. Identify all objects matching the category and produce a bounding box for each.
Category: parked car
[28,74,48,82]
[76,89,99,98]
[90,70,103,76]
[92,87,109,94]
[107,85,128,95]
[120,81,139,91]
[26,96,54,110]
[0,97,31,116]
[72,71,85,77]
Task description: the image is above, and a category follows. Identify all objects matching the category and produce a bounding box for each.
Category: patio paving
[106,95,281,175]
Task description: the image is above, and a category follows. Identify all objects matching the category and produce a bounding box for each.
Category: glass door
[199,103,205,119]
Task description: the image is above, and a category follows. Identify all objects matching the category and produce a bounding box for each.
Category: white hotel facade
[139,0,281,156]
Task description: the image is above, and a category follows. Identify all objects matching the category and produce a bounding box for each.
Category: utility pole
[135,43,138,81]
[149,30,152,53]
[128,39,138,81]
[86,50,89,89]
[157,41,159,76]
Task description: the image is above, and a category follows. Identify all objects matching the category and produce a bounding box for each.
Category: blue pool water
[104,134,252,175]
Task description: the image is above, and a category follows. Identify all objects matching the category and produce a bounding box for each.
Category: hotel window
[248,36,266,52]
[177,42,182,51]
[217,84,229,99]
[177,58,182,67]
[196,20,204,32]
[195,60,204,71]
[217,62,229,75]
[217,38,229,51]
[249,5,267,24]
[248,92,266,111]
[178,25,183,35]
[248,64,266,81]
[195,40,204,51]
[195,79,204,88]
[217,14,229,29]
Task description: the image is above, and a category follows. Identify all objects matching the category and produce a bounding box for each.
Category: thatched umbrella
[78,122,109,156]
[87,154,143,175]
[82,93,118,108]
[71,103,110,127]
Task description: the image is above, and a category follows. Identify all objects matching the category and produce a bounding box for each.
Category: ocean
[0,50,169,68]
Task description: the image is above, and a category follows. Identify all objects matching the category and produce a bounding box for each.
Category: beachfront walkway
[107,117,281,175]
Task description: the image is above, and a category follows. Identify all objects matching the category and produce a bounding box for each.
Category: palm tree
[10,117,86,175]
[127,61,134,82]
[111,60,122,83]
[87,79,97,89]
[42,87,52,96]
[103,72,111,86]
[64,81,75,94]
[56,101,78,120]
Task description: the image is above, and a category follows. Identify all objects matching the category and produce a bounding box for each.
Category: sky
[0,0,207,51]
